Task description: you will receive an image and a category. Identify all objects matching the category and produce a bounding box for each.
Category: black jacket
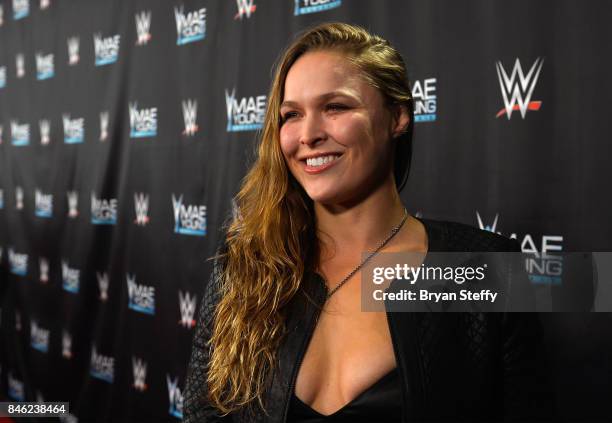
[184,218,555,422]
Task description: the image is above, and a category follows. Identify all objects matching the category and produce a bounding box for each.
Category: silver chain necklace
[324,208,408,299]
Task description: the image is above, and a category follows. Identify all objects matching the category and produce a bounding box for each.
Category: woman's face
[279,50,402,206]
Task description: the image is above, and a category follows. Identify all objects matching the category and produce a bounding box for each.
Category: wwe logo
[135,11,152,45]
[39,119,50,145]
[495,57,543,119]
[16,186,24,210]
[235,0,256,19]
[178,291,197,328]
[134,193,150,225]
[39,257,49,283]
[97,271,109,302]
[62,331,72,358]
[182,99,198,135]
[100,111,109,141]
[16,53,25,78]
[67,191,78,217]
[132,357,148,391]
[476,212,500,234]
[67,37,79,65]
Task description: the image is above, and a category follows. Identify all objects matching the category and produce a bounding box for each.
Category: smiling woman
[183,22,555,423]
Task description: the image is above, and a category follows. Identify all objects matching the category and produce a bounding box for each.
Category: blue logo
[62,261,80,293]
[0,66,6,88]
[167,375,184,419]
[174,6,206,45]
[90,346,114,383]
[11,121,30,146]
[9,248,28,276]
[172,194,206,236]
[294,0,341,16]
[412,78,437,122]
[35,53,54,80]
[91,192,118,225]
[13,0,29,20]
[30,321,50,353]
[126,274,156,315]
[225,88,266,132]
[94,33,120,66]
[129,102,158,138]
[34,189,53,217]
[63,114,84,144]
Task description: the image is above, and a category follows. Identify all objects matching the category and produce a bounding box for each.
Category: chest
[293,284,398,415]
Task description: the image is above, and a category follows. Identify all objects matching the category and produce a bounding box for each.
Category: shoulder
[418,217,520,252]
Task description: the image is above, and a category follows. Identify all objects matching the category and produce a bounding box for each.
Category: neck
[314,178,406,260]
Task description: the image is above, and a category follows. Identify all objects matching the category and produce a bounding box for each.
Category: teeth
[306,155,339,167]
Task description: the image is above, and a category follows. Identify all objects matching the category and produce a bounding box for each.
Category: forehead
[283,50,372,101]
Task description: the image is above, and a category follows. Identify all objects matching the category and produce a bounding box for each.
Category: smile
[302,154,342,174]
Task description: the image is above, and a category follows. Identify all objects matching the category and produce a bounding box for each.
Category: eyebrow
[280,91,357,109]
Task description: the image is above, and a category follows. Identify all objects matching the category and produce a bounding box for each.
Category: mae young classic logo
[126,273,156,315]
[294,0,341,16]
[129,102,158,138]
[174,5,206,45]
[94,33,120,66]
[495,57,543,119]
[172,194,206,236]
[34,189,53,217]
[476,212,563,284]
[225,88,266,132]
[35,52,54,80]
[411,78,437,122]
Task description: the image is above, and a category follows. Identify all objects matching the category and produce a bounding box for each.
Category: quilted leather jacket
[184,218,556,422]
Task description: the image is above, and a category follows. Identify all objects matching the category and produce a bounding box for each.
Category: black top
[287,367,402,422]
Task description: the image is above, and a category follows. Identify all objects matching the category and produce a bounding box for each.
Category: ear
[390,104,410,138]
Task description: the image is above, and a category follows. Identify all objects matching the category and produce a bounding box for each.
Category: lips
[301,153,342,174]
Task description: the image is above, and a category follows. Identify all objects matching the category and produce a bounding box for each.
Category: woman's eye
[326,103,348,112]
[281,111,298,123]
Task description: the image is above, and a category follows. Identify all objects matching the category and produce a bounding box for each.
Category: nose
[299,112,327,146]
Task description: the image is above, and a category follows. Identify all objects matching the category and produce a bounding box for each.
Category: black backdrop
[1,0,611,421]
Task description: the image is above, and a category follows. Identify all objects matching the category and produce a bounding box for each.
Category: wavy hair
[205,22,414,415]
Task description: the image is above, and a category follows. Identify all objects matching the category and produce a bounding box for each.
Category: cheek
[279,126,297,159]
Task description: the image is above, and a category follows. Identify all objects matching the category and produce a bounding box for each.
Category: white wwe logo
[39,119,50,145]
[178,291,197,328]
[100,111,109,141]
[235,0,256,19]
[134,193,150,225]
[97,271,109,302]
[182,99,198,135]
[39,257,49,283]
[16,186,23,210]
[62,331,72,358]
[476,212,500,234]
[67,191,78,217]
[132,357,148,391]
[495,57,543,119]
[135,11,152,45]
[67,37,79,65]
[16,53,25,78]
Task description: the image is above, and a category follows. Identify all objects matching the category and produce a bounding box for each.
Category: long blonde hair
[206,22,414,415]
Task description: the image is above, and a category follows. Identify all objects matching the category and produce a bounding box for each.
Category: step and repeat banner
[0,0,611,421]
